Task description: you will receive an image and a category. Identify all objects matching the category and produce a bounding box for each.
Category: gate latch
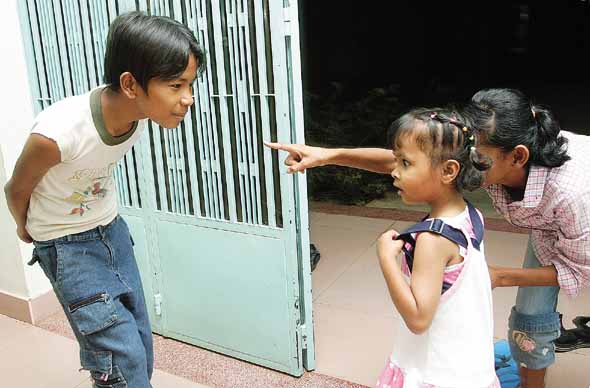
[154,294,162,316]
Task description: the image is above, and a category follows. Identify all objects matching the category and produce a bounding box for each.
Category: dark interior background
[298,0,590,135]
[296,0,589,204]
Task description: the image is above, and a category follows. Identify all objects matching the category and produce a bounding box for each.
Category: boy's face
[136,55,199,128]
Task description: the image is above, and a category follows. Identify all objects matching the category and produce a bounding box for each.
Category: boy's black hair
[388,107,491,192]
[104,11,206,93]
[465,88,570,168]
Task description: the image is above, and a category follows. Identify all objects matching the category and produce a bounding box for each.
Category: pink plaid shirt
[486,131,590,297]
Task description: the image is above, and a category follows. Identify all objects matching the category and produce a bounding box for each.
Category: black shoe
[572,315,590,330]
[310,244,321,272]
[555,314,590,353]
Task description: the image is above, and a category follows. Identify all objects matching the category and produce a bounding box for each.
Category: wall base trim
[0,289,60,324]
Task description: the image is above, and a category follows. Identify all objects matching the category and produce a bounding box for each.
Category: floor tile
[74,368,209,388]
[312,214,590,388]
[1,313,210,388]
[0,313,35,348]
[366,189,504,219]
[313,302,397,387]
[0,316,87,388]
[547,350,590,388]
[483,229,530,268]
[310,225,383,299]
[8,211,588,388]
[314,246,396,318]
[484,229,530,338]
[389,220,416,234]
[310,212,394,233]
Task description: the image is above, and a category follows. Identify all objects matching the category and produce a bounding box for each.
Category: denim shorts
[507,238,560,370]
[30,216,153,388]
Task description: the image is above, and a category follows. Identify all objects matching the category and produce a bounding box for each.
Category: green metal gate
[19,0,314,375]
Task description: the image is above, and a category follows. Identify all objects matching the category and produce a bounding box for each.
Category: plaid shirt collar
[520,165,549,208]
[487,165,550,211]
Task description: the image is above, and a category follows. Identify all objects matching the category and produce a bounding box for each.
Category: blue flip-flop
[494,340,520,388]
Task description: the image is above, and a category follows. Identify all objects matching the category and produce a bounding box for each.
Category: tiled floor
[3,211,590,388]
[0,313,209,388]
[310,212,590,388]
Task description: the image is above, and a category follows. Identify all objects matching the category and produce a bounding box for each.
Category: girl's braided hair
[388,107,491,191]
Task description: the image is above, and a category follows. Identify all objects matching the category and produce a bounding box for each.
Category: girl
[463,88,590,388]
[266,87,590,388]
[372,107,499,387]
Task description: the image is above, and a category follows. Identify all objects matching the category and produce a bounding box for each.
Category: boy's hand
[4,134,60,244]
[377,229,404,261]
[263,142,330,174]
[17,225,33,244]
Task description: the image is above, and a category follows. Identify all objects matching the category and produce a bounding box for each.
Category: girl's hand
[17,225,33,244]
[264,142,330,174]
[488,264,500,289]
[377,229,405,261]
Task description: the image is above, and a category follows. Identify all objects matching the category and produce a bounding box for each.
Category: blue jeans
[508,238,560,370]
[30,216,153,388]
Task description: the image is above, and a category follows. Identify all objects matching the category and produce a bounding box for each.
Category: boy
[4,11,204,387]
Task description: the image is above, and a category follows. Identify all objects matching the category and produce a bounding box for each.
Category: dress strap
[467,201,484,250]
[395,202,485,294]
[396,219,469,272]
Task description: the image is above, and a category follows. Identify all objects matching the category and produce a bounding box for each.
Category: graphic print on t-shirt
[65,163,115,216]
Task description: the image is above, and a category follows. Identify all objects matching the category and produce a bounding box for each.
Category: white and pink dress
[376,205,500,388]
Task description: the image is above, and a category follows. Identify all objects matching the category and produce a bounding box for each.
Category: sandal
[572,315,590,330]
[555,314,590,353]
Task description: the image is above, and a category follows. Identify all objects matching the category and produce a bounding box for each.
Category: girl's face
[390,135,441,205]
[476,143,517,187]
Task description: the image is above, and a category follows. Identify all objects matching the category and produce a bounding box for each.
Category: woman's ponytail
[530,105,569,167]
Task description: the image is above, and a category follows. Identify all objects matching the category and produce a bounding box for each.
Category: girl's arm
[4,134,61,243]
[377,230,458,334]
[264,142,395,174]
[489,192,589,293]
[489,264,558,288]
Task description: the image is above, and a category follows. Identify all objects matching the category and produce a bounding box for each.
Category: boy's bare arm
[264,142,395,174]
[4,134,61,242]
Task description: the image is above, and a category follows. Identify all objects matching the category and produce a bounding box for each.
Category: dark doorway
[300,0,590,133]
[297,0,590,205]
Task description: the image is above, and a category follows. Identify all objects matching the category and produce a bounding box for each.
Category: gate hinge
[283,7,292,35]
[299,324,308,349]
[154,293,162,316]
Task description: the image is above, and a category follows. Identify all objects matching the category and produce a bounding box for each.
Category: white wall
[0,0,52,299]
[0,151,29,296]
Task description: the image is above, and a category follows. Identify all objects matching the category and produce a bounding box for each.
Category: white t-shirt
[26,86,146,241]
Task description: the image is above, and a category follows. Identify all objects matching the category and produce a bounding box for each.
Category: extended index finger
[263,141,286,150]
[264,141,301,156]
